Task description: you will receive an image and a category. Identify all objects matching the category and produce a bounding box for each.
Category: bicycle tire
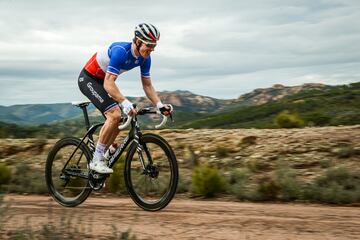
[45,137,92,207]
[124,133,178,211]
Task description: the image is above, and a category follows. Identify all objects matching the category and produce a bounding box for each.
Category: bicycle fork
[135,135,154,175]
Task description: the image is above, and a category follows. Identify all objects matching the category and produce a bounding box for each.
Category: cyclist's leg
[78,69,120,173]
[100,107,121,146]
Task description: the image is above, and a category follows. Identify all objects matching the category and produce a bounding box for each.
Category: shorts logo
[87,82,104,103]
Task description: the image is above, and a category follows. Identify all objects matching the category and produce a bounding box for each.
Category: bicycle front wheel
[125,133,178,211]
[45,137,92,207]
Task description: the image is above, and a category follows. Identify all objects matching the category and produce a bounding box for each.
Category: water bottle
[104,143,118,160]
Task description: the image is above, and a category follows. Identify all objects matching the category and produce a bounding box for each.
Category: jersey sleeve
[107,46,127,76]
[140,56,151,78]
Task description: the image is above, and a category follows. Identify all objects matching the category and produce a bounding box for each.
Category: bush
[7,163,48,194]
[177,176,191,193]
[275,110,304,128]
[246,159,270,173]
[257,178,280,201]
[319,159,332,168]
[303,111,331,126]
[332,146,355,158]
[274,167,301,201]
[228,168,251,199]
[107,157,126,194]
[0,164,11,185]
[305,167,360,204]
[191,164,225,197]
[184,146,198,167]
[0,198,137,239]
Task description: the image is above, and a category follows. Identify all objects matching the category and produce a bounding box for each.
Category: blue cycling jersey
[84,42,151,79]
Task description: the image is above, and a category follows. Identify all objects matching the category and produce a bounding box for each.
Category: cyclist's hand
[158,104,173,116]
[128,108,137,116]
[121,99,137,116]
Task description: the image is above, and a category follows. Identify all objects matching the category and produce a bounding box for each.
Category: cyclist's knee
[104,106,121,123]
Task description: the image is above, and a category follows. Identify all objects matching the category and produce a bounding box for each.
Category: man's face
[139,40,156,58]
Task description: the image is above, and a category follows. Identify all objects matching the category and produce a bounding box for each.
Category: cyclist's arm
[104,73,126,103]
[104,47,127,103]
[141,76,161,105]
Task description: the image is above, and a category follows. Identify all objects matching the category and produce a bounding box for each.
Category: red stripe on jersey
[84,53,106,79]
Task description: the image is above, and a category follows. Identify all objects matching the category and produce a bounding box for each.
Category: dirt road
[2,195,360,240]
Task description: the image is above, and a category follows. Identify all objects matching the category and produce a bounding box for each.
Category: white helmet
[134,23,160,42]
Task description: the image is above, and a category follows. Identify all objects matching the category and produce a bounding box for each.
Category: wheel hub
[145,164,159,178]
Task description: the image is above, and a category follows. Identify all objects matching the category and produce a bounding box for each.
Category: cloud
[0,0,359,105]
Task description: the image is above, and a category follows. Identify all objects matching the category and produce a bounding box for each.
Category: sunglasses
[137,37,157,49]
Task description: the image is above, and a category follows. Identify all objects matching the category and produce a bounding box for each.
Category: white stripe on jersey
[96,46,110,73]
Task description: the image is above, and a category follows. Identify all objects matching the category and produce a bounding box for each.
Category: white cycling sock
[94,142,106,159]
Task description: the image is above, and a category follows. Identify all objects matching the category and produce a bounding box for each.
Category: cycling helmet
[134,23,160,42]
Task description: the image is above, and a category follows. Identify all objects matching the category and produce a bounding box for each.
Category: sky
[0,0,359,106]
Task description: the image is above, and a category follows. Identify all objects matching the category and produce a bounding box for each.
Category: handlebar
[118,116,132,130]
[118,105,173,130]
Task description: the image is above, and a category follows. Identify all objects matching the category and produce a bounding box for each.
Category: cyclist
[78,23,172,174]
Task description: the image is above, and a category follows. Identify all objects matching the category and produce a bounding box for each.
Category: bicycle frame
[62,114,152,179]
[108,116,153,170]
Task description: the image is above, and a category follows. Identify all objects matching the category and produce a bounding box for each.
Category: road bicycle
[45,101,178,211]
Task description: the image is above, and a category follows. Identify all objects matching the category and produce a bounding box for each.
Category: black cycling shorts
[78,69,118,114]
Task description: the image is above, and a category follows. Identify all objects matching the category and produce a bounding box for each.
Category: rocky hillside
[131,90,229,113]
[233,83,330,107]
[0,83,344,125]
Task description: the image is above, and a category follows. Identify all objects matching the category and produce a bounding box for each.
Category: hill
[179,82,360,128]
[0,83,336,125]
[0,82,359,138]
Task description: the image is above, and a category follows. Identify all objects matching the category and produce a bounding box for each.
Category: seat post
[80,105,91,130]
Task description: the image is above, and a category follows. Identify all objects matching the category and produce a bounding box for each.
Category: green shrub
[303,111,331,126]
[0,164,11,185]
[228,168,251,199]
[7,163,47,194]
[107,157,126,194]
[333,146,355,158]
[275,110,305,128]
[246,159,270,173]
[0,200,136,239]
[257,178,280,201]
[275,167,301,201]
[305,167,360,204]
[191,164,225,197]
[184,146,199,167]
[177,176,191,193]
[319,159,332,168]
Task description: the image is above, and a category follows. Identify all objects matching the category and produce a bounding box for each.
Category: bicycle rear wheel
[124,133,178,211]
[45,137,92,207]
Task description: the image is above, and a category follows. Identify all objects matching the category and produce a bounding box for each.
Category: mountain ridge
[0,83,347,125]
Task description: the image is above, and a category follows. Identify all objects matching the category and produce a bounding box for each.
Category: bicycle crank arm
[63,169,89,179]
